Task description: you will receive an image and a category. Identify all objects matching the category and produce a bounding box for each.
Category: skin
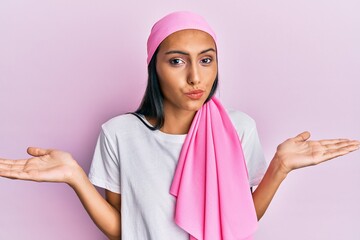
[0,29,359,239]
[142,29,218,135]
[153,29,217,134]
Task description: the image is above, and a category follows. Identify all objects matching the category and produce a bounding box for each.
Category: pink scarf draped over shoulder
[170,97,258,240]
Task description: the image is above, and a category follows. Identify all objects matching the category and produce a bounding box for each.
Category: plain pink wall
[1,1,359,239]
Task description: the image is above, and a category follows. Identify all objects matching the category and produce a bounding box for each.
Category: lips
[185,90,205,100]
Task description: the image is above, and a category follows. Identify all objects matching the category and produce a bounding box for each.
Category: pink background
[1,1,359,239]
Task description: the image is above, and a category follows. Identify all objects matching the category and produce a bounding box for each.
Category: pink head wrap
[147,11,217,64]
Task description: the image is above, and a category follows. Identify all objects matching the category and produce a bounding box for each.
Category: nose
[187,62,201,86]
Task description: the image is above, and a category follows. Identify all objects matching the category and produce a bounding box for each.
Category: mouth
[185,90,205,100]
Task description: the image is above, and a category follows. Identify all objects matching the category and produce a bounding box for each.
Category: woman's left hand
[274,131,360,175]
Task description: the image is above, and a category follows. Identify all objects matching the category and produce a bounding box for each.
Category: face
[155,29,217,114]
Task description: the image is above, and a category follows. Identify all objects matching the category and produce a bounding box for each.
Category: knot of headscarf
[170,97,258,240]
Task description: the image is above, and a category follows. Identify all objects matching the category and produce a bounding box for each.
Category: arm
[252,157,285,220]
[70,167,121,239]
[252,131,360,220]
[105,191,121,238]
[0,147,121,239]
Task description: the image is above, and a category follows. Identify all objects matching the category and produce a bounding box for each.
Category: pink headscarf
[147,11,258,240]
[147,11,216,64]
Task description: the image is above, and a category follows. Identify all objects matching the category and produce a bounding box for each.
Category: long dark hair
[135,48,219,130]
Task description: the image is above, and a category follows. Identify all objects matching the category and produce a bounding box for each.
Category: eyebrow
[165,48,216,56]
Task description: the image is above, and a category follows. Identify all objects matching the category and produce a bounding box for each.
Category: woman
[0,11,359,240]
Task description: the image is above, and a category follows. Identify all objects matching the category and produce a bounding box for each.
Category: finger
[319,139,350,145]
[0,162,25,171]
[323,140,360,150]
[294,131,311,142]
[27,147,50,157]
[322,144,360,160]
[0,170,32,181]
[320,139,360,146]
[0,158,28,165]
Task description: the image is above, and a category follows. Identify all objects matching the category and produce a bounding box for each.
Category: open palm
[275,131,360,174]
[0,147,79,184]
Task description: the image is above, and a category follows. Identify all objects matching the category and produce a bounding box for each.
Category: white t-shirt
[88,110,268,240]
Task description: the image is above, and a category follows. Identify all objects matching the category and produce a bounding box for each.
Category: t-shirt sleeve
[229,110,268,187]
[88,126,121,194]
[241,125,268,187]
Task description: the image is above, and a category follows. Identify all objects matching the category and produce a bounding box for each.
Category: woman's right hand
[0,147,82,186]
[1,148,122,239]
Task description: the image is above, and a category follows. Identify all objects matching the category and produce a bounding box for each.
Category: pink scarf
[170,97,258,240]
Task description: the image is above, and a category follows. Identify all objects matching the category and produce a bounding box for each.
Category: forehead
[158,29,216,51]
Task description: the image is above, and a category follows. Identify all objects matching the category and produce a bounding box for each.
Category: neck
[162,108,196,135]
[146,104,197,135]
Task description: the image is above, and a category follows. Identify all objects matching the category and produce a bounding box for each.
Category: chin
[183,99,206,112]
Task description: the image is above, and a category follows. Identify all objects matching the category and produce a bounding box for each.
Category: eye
[169,58,185,65]
[201,57,212,65]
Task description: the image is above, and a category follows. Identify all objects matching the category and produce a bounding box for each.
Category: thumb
[27,147,51,157]
[294,131,311,142]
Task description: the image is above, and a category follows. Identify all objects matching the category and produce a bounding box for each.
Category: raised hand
[274,131,360,175]
[0,147,81,185]
[0,148,121,238]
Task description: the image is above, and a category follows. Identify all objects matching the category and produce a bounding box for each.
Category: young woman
[0,11,359,240]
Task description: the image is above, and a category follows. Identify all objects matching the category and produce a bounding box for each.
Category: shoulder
[227,109,257,139]
[102,113,136,129]
[100,113,143,139]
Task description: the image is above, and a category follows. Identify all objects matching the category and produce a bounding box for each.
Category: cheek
[157,67,187,90]
[156,65,170,90]
[204,67,217,85]
[157,70,179,95]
